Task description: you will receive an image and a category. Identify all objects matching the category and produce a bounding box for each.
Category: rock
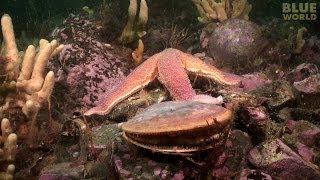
[268,158,319,180]
[300,36,320,64]
[251,80,296,110]
[236,169,272,180]
[237,106,282,143]
[208,19,268,73]
[290,108,320,125]
[296,142,316,163]
[277,107,294,122]
[85,124,123,179]
[39,162,85,180]
[54,119,89,163]
[248,139,320,179]
[284,119,298,133]
[278,108,320,125]
[212,130,252,178]
[51,121,121,179]
[282,120,320,148]
[293,74,320,110]
[286,63,319,83]
[91,124,123,150]
[92,123,204,179]
[240,73,272,92]
[200,23,217,50]
[294,74,320,94]
[101,128,252,179]
[299,129,320,148]
[50,14,133,115]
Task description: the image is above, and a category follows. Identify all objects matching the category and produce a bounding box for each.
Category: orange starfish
[85,48,241,116]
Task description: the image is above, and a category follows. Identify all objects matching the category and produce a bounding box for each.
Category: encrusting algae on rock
[50,14,133,115]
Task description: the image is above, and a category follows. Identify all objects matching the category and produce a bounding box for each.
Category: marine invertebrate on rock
[192,0,251,23]
[15,44,56,119]
[0,14,62,148]
[85,48,241,116]
[0,118,17,180]
[0,14,63,148]
[294,27,307,54]
[286,63,319,83]
[122,100,233,155]
[119,0,148,44]
[0,118,17,162]
[1,36,58,119]
[230,0,252,20]
[132,39,144,65]
[0,14,19,81]
[192,0,227,23]
[208,19,268,72]
[248,139,320,179]
[50,15,132,114]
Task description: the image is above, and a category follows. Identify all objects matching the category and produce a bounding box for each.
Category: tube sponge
[132,39,144,65]
[0,14,63,119]
[0,118,17,162]
[0,14,19,80]
[193,0,252,23]
[119,0,149,44]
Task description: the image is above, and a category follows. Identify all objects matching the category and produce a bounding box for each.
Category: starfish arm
[182,54,242,86]
[157,51,196,100]
[84,57,159,116]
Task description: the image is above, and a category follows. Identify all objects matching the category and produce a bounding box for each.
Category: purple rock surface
[293,74,320,109]
[50,14,132,114]
[293,74,320,94]
[238,106,281,142]
[286,63,319,83]
[299,129,320,147]
[40,163,84,180]
[240,73,272,92]
[296,142,315,162]
[208,19,268,72]
[248,139,320,179]
[237,169,272,180]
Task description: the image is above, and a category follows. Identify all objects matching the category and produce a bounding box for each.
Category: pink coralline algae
[208,19,268,72]
[50,14,132,114]
[240,73,271,92]
[286,63,319,83]
[248,139,320,179]
[296,142,315,163]
[293,74,320,94]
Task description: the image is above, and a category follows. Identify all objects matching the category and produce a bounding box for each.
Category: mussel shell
[121,101,233,154]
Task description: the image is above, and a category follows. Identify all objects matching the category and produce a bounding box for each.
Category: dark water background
[0,0,319,42]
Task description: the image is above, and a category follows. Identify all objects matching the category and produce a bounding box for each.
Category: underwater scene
[0,0,320,179]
